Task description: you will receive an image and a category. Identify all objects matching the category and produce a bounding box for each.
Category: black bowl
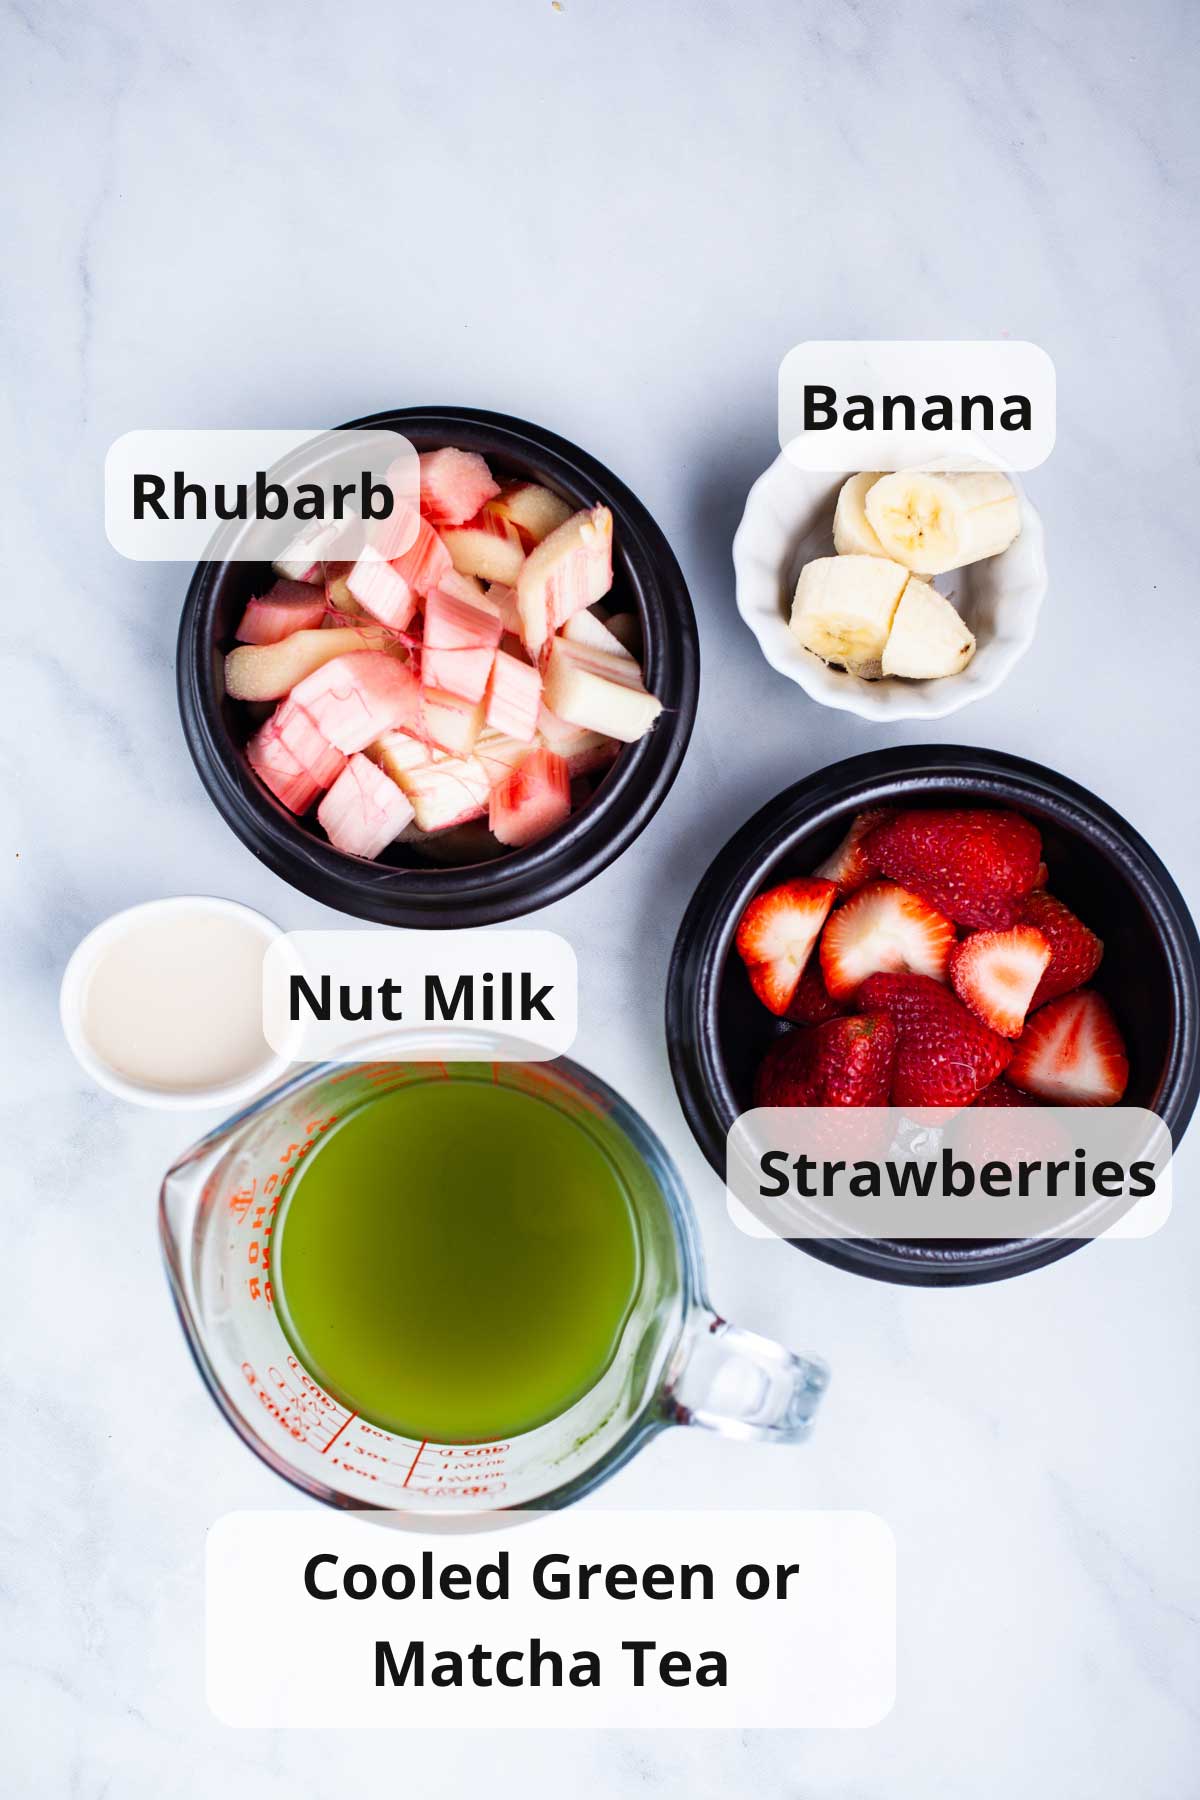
[178,407,699,927]
[666,745,1200,1286]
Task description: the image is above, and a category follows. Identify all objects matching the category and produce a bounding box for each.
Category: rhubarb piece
[516,504,613,657]
[271,518,347,584]
[489,748,571,848]
[224,625,392,702]
[387,504,454,596]
[536,704,607,762]
[484,582,522,634]
[1006,990,1129,1105]
[442,509,526,586]
[394,753,492,833]
[246,714,329,814]
[541,638,661,743]
[235,583,327,644]
[438,568,491,607]
[421,589,503,703]
[421,688,486,756]
[289,651,421,753]
[273,699,347,790]
[476,730,534,785]
[324,561,363,618]
[485,649,541,742]
[346,547,418,630]
[735,878,838,1017]
[487,481,572,549]
[366,728,431,784]
[418,449,500,528]
[565,737,620,779]
[317,753,414,860]
[561,606,636,661]
[604,612,641,656]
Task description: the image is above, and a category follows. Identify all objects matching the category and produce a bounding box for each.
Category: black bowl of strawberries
[666,745,1200,1285]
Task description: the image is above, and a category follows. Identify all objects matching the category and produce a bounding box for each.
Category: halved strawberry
[819,880,955,1001]
[856,971,1014,1107]
[1006,990,1129,1106]
[814,806,893,896]
[735,878,837,1017]
[785,960,848,1026]
[753,1013,897,1107]
[1019,891,1103,1008]
[862,808,1043,929]
[949,924,1051,1039]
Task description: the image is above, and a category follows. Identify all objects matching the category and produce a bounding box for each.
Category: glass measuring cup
[160,1030,827,1512]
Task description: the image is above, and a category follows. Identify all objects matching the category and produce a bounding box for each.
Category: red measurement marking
[321,1410,359,1456]
[401,1439,429,1488]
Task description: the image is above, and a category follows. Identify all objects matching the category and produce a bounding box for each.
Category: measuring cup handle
[663,1312,828,1443]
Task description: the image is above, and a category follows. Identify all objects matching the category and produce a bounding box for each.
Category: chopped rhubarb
[484,582,521,634]
[438,568,491,607]
[324,561,363,618]
[489,748,571,848]
[565,737,620,779]
[390,752,492,833]
[346,546,418,631]
[421,687,486,756]
[536,703,609,762]
[487,481,572,550]
[542,638,661,743]
[387,504,453,596]
[476,730,534,785]
[560,606,635,661]
[485,649,541,742]
[273,699,347,789]
[289,651,421,753]
[272,518,346,584]
[421,589,503,702]
[442,508,526,586]
[517,505,613,658]
[418,448,500,528]
[246,714,328,814]
[366,728,432,783]
[224,624,394,702]
[317,753,414,860]
[236,583,328,644]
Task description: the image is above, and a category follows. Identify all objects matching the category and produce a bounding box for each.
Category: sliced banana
[864,470,1020,575]
[832,473,887,557]
[881,578,976,679]
[790,555,909,679]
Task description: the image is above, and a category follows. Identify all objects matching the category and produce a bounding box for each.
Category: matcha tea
[273,1077,641,1443]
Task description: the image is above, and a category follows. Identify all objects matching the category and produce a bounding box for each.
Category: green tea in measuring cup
[272,1075,641,1443]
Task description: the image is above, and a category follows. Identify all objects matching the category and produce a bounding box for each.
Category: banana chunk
[832,472,892,559]
[789,554,910,679]
[864,470,1020,575]
[881,578,976,679]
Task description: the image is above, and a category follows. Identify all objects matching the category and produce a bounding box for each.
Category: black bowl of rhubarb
[666,745,1200,1286]
[177,407,699,927]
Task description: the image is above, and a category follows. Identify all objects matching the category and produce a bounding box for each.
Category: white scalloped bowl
[732,453,1047,722]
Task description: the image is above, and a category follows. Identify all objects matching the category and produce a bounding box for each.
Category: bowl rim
[732,453,1047,722]
[665,744,1200,1287]
[59,895,291,1110]
[177,406,700,927]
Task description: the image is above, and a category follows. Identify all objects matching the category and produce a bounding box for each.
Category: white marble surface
[5,0,1200,1792]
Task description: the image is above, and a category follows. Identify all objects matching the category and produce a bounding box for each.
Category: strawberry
[1006,990,1129,1106]
[814,806,893,896]
[949,924,1051,1039]
[735,878,837,1017]
[753,1014,897,1107]
[819,880,956,1001]
[785,960,848,1026]
[973,1079,1041,1106]
[862,808,1042,929]
[1019,891,1103,1008]
[856,972,1014,1107]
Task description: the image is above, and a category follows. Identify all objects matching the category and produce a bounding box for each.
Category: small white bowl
[732,454,1047,722]
[60,896,291,1110]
